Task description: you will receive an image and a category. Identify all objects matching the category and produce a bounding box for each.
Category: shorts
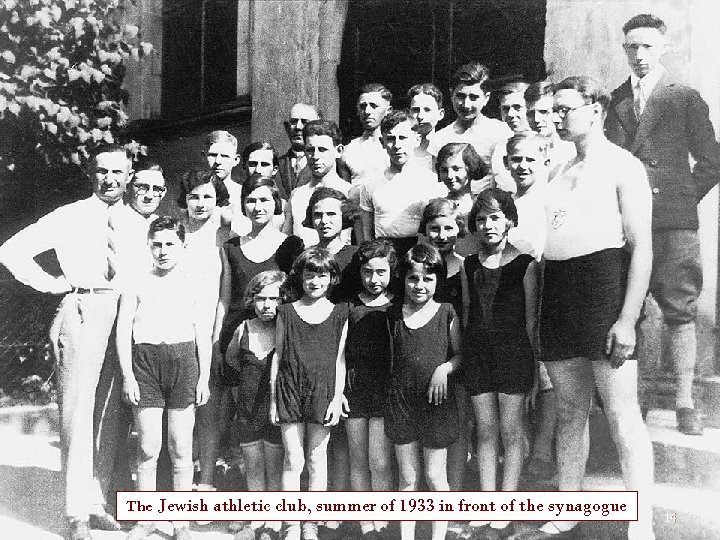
[133,341,199,409]
[385,381,459,449]
[541,248,633,363]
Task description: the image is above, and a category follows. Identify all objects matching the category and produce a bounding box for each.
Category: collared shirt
[360,164,446,238]
[631,66,665,116]
[0,195,141,292]
[427,115,512,168]
[113,204,157,281]
[342,135,390,186]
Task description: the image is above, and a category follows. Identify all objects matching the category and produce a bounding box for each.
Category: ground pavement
[1,404,719,540]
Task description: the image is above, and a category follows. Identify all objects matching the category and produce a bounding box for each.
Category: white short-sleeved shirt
[360,164,446,238]
[544,142,648,260]
[427,116,512,168]
[509,187,546,261]
[342,135,389,186]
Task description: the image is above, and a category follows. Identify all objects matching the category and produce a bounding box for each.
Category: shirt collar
[630,65,665,96]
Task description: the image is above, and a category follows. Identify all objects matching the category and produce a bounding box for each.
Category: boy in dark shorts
[116,217,211,540]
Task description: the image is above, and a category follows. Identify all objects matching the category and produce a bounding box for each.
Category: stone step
[646,408,720,490]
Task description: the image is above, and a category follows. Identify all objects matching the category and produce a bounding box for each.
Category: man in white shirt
[342,83,392,192]
[524,81,576,170]
[360,110,446,251]
[427,63,511,180]
[0,145,135,540]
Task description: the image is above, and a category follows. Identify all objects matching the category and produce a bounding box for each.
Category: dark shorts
[650,229,702,325]
[345,368,388,419]
[540,248,632,363]
[133,341,199,409]
[384,380,459,449]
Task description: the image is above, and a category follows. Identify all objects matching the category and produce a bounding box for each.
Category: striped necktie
[634,79,646,121]
[104,206,117,282]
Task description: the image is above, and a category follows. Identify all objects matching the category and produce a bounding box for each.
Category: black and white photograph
[1,1,719,539]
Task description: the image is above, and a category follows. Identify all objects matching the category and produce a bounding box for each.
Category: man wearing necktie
[606,14,720,436]
[0,145,133,539]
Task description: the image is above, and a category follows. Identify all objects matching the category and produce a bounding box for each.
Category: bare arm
[606,159,653,367]
[428,308,462,405]
[325,319,349,426]
[269,310,285,425]
[116,292,140,405]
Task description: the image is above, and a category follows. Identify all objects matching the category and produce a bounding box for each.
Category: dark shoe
[66,519,92,540]
[677,407,704,436]
[89,511,123,531]
[173,525,194,540]
[126,522,156,540]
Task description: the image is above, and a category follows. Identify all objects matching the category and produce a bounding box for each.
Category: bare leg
[281,423,305,540]
[592,361,654,539]
[423,447,449,540]
[396,442,422,540]
[264,441,284,532]
[447,386,468,491]
[346,418,373,534]
[243,440,267,530]
[369,417,394,532]
[471,393,499,491]
[196,384,233,487]
[168,405,196,531]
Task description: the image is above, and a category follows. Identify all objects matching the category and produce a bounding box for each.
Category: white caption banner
[117,491,638,522]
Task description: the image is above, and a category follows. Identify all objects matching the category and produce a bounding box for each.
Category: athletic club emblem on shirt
[551,209,567,230]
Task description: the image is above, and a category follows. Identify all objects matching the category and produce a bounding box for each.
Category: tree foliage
[0,0,152,176]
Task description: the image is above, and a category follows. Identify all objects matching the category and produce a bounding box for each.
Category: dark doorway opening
[337,0,546,141]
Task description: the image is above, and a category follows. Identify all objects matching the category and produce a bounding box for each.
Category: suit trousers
[650,229,702,325]
[52,292,120,519]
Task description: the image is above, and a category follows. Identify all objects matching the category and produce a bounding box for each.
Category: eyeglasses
[552,103,593,119]
[133,183,166,196]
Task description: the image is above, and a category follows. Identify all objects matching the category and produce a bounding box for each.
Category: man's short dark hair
[359,83,393,103]
[241,141,280,168]
[93,143,131,160]
[524,81,555,105]
[451,63,491,92]
[304,120,342,146]
[622,14,667,35]
[148,216,186,242]
[555,76,610,112]
[407,83,444,108]
[498,81,529,98]
[380,110,411,135]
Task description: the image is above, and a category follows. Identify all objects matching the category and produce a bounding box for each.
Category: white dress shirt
[0,195,141,292]
[631,66,664,117]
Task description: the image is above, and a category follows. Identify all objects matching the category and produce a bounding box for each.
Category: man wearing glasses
[606,13,720,436]
[277,102,321,200]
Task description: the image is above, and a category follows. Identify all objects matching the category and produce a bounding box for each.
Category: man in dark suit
[606,13,720,435]
[277,102,321,200]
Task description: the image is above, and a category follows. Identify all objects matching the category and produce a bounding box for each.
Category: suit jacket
[605,73,720,229]
[277,150,307,201]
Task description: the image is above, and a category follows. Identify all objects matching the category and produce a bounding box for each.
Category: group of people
[1,12,719,540]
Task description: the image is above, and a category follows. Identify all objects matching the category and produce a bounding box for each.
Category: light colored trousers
[51,292,121,519]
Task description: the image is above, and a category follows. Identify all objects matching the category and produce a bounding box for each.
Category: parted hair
[356,238,398,273]
[435,142,487,180]
[304,120,343,146]
[285,246,340,300]
[240,174,283,216]
[407,83,444,108]
[302,186,357,230]
[359,82,393,103]
[468,188,519,233]
[524,81,555,104]
[399,243,447,283]
[380,109,412,135]
[243,269,288,310]
[204,130,238,151]
[451,62,491,92]
[418,197,467,237]
[506,132,549,159]
[133,156,163,175]
[148,215,186,242]
[555,76,610,111]
[498,81,529,97]
[177,168,230,209]
[241,141,280,168]
[623,13,666,35]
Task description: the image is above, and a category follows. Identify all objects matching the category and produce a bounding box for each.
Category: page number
[665,512,677,523]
